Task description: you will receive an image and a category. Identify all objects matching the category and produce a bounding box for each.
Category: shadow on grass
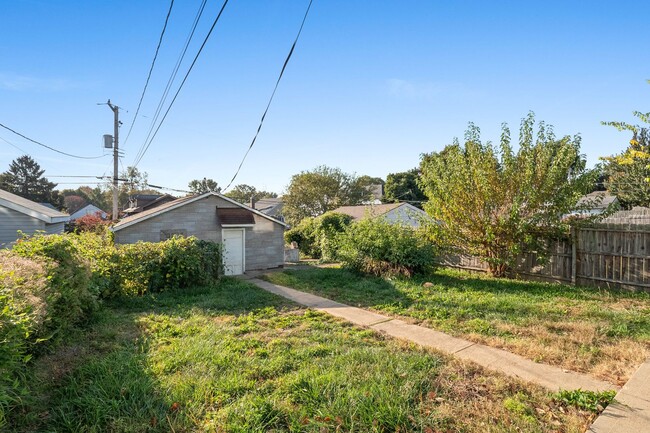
[9,277,296,432]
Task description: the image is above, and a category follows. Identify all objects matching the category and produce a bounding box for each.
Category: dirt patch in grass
[262,267,650,383]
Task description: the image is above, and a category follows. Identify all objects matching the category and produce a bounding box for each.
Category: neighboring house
[0,188,70,248]
[332,202,428,227]
[111,192,288,275]
[122,193,176,216]
[69,204,108,220]
[252,197,284,222]
[574,191,619,216]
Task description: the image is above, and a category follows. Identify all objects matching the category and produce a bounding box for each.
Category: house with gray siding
[332,202,429,227]
[111,192,288,275]
[0,188,69,248]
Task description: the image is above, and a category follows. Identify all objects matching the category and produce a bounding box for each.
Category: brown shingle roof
[331,203,403,221]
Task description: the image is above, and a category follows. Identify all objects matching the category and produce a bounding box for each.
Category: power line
[133,0,228,168]
[0,135,31,156]
[132,0,210,167]
[123,0,175,147]
[223,0,314,192]
[0,122,108,159]
[145,182,189,194]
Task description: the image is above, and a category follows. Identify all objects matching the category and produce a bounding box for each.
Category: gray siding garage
[0,189,69,248]
[111,192,287,275]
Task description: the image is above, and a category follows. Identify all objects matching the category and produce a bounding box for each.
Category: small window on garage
[160,229,187,241]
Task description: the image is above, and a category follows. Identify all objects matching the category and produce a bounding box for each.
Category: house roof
[255,197,284,218]
[69,204,108,220]
[112,192,288,231]
[577,191,618,210]
[331,203,404,221]
[0,188,69,223]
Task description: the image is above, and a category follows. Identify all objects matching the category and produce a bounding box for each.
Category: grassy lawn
[8,278,600,432]
[263,267,650,384]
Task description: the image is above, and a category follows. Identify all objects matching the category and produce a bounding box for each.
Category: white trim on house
[112,192,288,232]
[220,224,255,228]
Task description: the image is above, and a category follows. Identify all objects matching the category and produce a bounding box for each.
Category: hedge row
[1,231,223,423]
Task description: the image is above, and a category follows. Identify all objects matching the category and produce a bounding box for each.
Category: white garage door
[222,228,245,275]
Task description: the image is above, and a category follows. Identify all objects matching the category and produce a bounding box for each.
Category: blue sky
[1,0,649,195]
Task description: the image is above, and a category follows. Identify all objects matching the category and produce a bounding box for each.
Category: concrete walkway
[251,278,616,393]
[587,360,650,432]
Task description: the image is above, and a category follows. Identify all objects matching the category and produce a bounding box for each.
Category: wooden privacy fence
[441,223,650,292]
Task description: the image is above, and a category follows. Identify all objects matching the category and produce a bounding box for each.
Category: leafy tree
[64,195,87,214]
[284,212,353,259]
[283,165,371,226]
[383,169,427,208]
[601,96,650,208]
[79,186,111,212]
[118,166,157,208]
[224,184,277,204]
[0,155,63,208]
[419,113,599,277]
[188,178,221,195]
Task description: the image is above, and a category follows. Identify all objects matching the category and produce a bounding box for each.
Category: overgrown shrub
[70,212,111,233]
[11,233,97,338]
[70,229,118,296]
[0,251,51,417]
[284,212,353,260]
[337,218,436,277]
[114,236,224,296]
[1,232,222,424]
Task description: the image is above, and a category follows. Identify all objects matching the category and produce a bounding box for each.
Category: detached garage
[0,188,69,248]
[111,192,287,275]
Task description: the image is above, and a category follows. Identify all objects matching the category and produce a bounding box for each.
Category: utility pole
[106,100,119,221]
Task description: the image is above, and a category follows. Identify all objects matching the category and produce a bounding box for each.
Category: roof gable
[112,192,288,231]
[0,188,69,223]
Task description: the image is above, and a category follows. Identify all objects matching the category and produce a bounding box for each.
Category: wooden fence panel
[439,225,650,292]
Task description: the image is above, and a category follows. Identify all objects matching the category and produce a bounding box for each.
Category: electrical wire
[145,183,189,194]
[123,0,175,147]
[223,0,314,192]
[0,122,108,159]
[133,0,229,169]
[0,135,31,156]
[132,0,210,167]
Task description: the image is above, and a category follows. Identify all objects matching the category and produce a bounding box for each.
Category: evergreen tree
[0,155,63,208]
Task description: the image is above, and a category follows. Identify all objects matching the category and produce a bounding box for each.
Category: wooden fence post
[571,226,577,286]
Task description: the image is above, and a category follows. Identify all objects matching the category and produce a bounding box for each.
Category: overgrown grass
[9,278,596,432]
[263,266,650,383]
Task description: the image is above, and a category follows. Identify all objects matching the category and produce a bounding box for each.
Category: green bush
[12,233,97,338]
[1,232,222,425]
[285,212,353,260]
[0,251,51,419]
[114,236,224,296]
[70,229,118,297]
[336,218,436,277]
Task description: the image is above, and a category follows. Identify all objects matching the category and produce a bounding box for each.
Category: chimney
[249,196,256,209]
